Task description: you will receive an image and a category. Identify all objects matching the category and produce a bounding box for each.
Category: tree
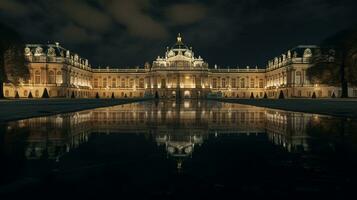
[111,92,115,99]
[42,88,49,98]
[332,92,336,98]
[307,26,357,98]
[312,92,316,99]
[250,92,254,99]
[15,91,19,98]
[263,92,268,99]
[278,90,284,99]
[28,91,33,98]
[95,92,99,99]
[71,91,75,98]
[0,23,29,98]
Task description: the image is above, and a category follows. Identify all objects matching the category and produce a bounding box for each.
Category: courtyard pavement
[0,98,149,122]
[217,98,357,118]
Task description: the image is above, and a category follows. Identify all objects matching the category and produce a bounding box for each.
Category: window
[240,78,245,88]
[222,78,226,88]
[259,79,264,88]
[250,78,255,88]
[161,79,166,88]
[129,79,134,88]
[35,70,41,84]
[231,78,236,88]
[56,71,62,84]
[5,90,9,97]
[295,71,301,84]
[48,70,55,84]
[94,78,98,88]
[121,79,125,88]
[35,90,39,97]
[139,78,145,88]
[353,90,357,97]
[212,78,217,88]
[24,90,28,97]
[112,78,116,88]
[103,78,107,88]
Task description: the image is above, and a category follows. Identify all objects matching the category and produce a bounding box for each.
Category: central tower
[149,34,210,99]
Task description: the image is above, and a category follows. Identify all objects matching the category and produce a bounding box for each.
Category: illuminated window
[129,79,134,88]
[212,78,217,88]
[94,78,98,88]
[250,78,255,88]
[295,71,301,84]
[259,79,264,88]
[231,78,236,88]
[35,70,41,84]
[240,78,245,88]
[112,78,116,88]
[121,79,125,88]
[56,71,62,84]
[222,78,226,88]
[139,78,145,88]
[103,78,107,88]
[48,70,55,84]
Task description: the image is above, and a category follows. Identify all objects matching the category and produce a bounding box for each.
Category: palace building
[3,34,357,99]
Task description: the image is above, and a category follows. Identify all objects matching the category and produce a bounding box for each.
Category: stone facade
[3,35,357,98]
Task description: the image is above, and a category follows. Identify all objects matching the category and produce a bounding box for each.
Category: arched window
[250,78,255,88]
[103,78,107,88]
[139,78,145,88]
[35,90,39,97]
[259,79,264,88]
[231,78,236,88]
[129,79,134,88]
[161,79,166,88]
[222,78,226,88]
[56,71,62,84]
[48,70,55,84]
[121,79,125,88]
[93,78,98,88]
[212,78,217,88]
[295,71,301,84]
[35,70,41,84]
[24,90,28,97]
[111,78,116,88]
[240,78,245,88]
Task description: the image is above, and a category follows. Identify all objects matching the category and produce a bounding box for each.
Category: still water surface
[1,100,357,199]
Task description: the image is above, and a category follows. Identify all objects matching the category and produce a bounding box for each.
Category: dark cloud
[166,3,207,25]
[104,0,169,39]
[0,0,28,16]
[0,0,357,67]
[53,24,101,44]
[60,0,113,33]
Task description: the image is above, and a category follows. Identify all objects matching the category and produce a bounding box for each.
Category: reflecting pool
[1,100,357,199]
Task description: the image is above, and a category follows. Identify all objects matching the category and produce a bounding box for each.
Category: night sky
[1,0,357,68]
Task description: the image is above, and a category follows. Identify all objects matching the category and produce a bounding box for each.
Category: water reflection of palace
[3,101,324,164]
